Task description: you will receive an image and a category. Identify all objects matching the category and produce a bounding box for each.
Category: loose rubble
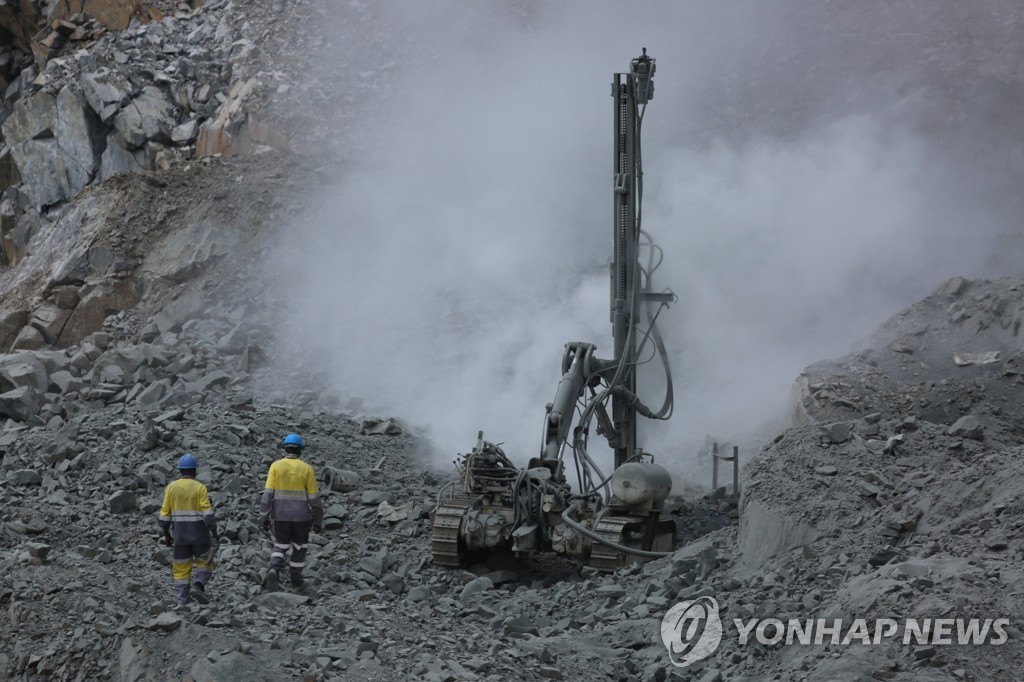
[0,2,1022,681]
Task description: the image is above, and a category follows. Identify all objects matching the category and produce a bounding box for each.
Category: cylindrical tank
[611,462,672,510]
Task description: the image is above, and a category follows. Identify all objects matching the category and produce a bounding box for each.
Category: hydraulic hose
[561,503,672,559]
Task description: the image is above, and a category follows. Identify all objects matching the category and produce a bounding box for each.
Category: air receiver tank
[610,461,672,511]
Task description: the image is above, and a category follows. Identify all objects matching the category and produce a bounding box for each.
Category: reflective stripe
[291,543,306,550]
[170,511,204,521]
[158,514,170,522]
[273,543,289,550]
[271,552,285,559]
[289,561,304,568]
[274,490,311,500]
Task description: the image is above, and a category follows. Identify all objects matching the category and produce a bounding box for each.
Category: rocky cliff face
[0,0,315,278]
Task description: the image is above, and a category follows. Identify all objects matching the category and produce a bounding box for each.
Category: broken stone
[25,543,51,561]
[357,549,392,579]
[80,70,128,116]
[1,85,105,208]
[146,613,183,632]
[984,535,1009,551]
[114,86,173,149]
[109,490,137,513]
[0,360,47,393]
[858,481,882,497]
[941,277,968,296]
[822,422,850,444]
[948,415,984,441]
[502,615,539,637]
[11,469,42,485]
[868,548,898,567]
[407,586,431,603]
[140,419,160,451]
[190,369,232,392]
[0,385,40,421]
[376,501,411,523]
[360,490,390,505]
[459,576,493,604]
[171,119,199,144]
[0,311,31,351]
[135,380,169,406]
[11,325,45,351]
[217,327,247,354]
[99,135,147,179]
[58,280,143,347]
[255,592,310,608]
[360,417,403,436]
[953,351,1000,367]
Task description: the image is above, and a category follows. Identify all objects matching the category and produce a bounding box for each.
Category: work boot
[291,582,315,597]
[191,582,209,604]
[264,568,283,591]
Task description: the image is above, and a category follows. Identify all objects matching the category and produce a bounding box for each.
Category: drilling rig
[431,49,677,572]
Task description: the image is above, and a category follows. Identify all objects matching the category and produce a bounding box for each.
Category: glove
[262,519,271,532]
[163,534,173,547]
[313,523,322,534]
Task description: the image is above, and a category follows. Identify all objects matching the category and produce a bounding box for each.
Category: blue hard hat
[282,433,304,449]
[178,453,198,469]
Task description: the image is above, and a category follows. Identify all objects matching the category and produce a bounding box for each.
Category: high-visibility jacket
[158,477,217,544]
[259,456,324,524]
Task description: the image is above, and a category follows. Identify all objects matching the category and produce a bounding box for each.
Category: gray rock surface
[0,3,1019,681]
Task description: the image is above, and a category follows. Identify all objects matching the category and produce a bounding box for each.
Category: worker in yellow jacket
[259,433,323,591]
[158,453,218,606]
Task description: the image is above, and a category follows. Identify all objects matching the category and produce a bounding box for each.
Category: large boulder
[114,86,173,149]
[55,85,107,188]
[0,353,48,393]
[1,86,106,208]
[195,79,258,157]
[58,278,144,347]
[99,137,147,180]
[0,386,40,421]
[152,292,204,333]
[10,326,45,351]
[29,305,73,345]
[0,196,16,265]
[91,345,147,387]
[1,91,62,207]
[79,70,130,121]
[0,145,21,195]
[1,209,38,267]
[0,310,30,352]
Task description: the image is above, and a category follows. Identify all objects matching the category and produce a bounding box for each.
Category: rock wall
[0,0,291,271]
[737,495,818,568]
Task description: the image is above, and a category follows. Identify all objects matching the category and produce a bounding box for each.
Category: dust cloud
[279,1,1024,479]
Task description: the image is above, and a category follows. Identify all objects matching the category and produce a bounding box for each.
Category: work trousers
[172,542,212,605]
[269,520,311,585]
